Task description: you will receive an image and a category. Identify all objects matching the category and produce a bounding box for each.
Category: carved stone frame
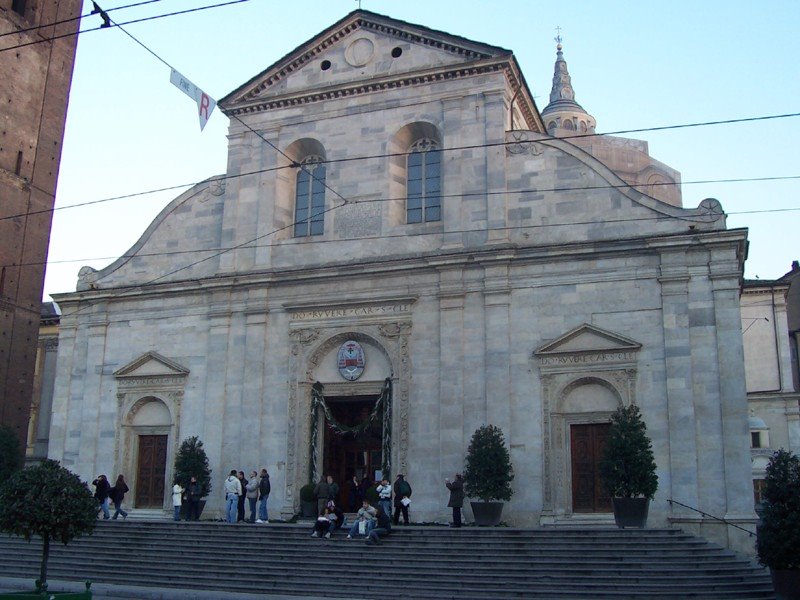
[539,371,636,523]
[533,324,640,524]
[283,321,411,518]
[114,362,188,510]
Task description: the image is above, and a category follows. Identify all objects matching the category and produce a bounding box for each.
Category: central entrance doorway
[135,434,167,508]
[322,395,383,511]
[570,423,611,513]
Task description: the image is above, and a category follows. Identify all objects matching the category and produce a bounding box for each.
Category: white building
[49,10,755,552]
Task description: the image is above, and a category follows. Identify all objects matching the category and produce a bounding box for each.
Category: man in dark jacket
[445,473,464,528]
[186,476,201,521]
[257,468,271,523]
[314,475,339,516]
[392,474,412,525]
[92,474,111,520]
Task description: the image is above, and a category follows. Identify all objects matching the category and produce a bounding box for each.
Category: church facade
[49,11,755,552]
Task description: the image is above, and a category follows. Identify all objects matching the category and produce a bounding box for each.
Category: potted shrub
[463,424,514,526]
[299,483,317,517]
[756,449,800,600]
[173,436,212,519]
[600,404,658,528]
[0,460,96,597]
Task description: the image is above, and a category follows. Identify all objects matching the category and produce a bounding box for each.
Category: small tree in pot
[173,436,212,518]
[299,483,317,517]
[463,424,514,526]
[756,449,800,600]
[600,404,658,528]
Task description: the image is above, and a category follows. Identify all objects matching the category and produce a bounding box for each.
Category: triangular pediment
[114,352,189,378]
[220,9,526,114]
[535,324,641,356]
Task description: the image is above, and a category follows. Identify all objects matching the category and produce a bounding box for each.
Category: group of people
[92,474,129,520]
[307,472,417,545]
[171,475,204,521]
[222,468,271,524]
[92,467,465,530]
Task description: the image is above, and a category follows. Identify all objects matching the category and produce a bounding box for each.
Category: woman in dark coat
[111,474,129,520]
[445,473,464,528]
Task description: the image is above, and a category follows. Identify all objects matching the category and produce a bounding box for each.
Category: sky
[42,0,800,299]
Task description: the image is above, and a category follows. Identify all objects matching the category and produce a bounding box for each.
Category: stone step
[0,524,774,599]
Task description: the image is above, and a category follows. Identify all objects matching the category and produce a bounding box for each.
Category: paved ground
[0,577,336,600]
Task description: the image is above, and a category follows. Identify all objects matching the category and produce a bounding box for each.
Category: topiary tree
[756,449,800,570]
[600,404,658,499]
[0,425,23,486]
[0,459,97,589]
[173,436,212,498]
[463,424,514,502]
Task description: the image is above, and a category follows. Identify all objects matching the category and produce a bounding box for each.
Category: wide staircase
[0,521,774,599]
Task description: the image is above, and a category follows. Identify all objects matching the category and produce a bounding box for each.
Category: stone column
[484,264,511,435]
[483,90,509,245]
[77,320,109,479]
[202,311,231,513]
[711,273,756,520]
[242,310,268,468]
[659,255,700,512]
[438,266,465,477]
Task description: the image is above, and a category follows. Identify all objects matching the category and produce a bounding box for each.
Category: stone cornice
[52,229,748,306]
[225,58,539,130]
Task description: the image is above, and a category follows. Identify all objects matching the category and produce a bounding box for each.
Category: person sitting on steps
[347,499,377,539]
[365,506,392,545]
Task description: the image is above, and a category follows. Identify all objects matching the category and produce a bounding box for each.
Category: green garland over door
[309,378,392,484]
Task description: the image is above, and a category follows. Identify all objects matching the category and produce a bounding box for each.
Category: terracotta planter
[770,569,800,600]
[470,501,504,526]
[611,497,649,528]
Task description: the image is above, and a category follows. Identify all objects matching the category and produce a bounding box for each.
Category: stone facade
[740,267,800,508]
[50,10,755,552]
[0,0,81,449]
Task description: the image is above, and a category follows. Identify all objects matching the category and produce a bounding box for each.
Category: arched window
[294,156,326,237]
[406,138,441,223]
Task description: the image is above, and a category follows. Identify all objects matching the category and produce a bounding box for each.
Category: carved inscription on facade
[537,351,636,366]
[291,303,412,321]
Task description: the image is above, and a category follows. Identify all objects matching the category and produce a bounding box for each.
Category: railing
[667,498,757,537]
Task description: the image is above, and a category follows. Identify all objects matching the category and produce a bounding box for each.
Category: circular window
[320,60,331,71]
[391,47,402,58]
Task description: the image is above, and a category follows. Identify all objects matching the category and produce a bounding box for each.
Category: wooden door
[135,434,167,508]
[571,423,611,513]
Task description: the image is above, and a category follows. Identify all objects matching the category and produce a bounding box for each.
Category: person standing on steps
[92,474,111,520]
[392,474,412,525]
[111,474,129,520]
[446,473,464,528]
[172,479,184,521]
[246,470,259,523]
[236,471,247,522]
[224,470,242,524]
[186,476,201,521]
[376,477,392,521]
[257,468,270,523]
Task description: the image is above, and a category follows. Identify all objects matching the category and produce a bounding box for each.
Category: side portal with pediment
[534,324,641,523]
